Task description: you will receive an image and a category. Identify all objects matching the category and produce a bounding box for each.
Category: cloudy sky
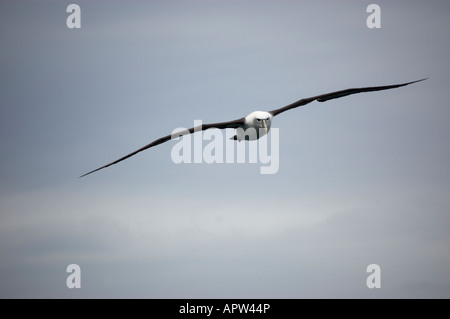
[0,0,449,298]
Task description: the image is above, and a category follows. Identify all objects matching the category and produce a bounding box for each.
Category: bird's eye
[256,119,261,121]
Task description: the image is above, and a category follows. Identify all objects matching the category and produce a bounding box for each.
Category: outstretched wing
[79,117,245,177]
[269,78,427,117]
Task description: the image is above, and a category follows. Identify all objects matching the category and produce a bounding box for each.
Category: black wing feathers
[79,117,245,177]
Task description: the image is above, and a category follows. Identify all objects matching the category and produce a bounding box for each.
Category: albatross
[80,78,427,177]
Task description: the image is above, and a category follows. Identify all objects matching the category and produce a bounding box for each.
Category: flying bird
[80,78,427,177]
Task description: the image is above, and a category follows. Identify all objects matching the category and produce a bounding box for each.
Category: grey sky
[0,0,449,298]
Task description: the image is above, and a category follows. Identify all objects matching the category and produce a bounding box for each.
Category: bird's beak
[262,119,268,134]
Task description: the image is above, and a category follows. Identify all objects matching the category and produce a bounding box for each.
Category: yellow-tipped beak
[262,120,268,134]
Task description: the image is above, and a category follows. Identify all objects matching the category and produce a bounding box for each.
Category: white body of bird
[234,111,273,141]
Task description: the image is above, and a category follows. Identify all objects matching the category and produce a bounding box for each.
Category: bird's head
[245,111,273,136]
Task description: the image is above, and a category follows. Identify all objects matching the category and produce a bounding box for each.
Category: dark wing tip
[79,166,108,178]
[403,77,428,85]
